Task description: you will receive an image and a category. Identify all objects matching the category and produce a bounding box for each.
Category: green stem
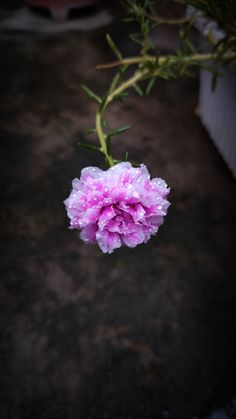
[146,10,203,26]
[95,69,149,167]
[95,111,114,167]
[97,51,235,70]
[107,69,148,104]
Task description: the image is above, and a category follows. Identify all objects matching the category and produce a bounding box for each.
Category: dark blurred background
[0,1,236,418]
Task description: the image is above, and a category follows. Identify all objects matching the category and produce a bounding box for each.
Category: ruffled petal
[96,230,121,254]
[80,166,104,181]
[122,226,147,248]
[80,223,97,243]
[98,205,116,230]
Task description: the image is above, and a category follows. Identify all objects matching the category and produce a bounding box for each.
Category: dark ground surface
[0,3,236,419]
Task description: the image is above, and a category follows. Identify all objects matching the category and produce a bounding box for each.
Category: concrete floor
[0,4,236,419]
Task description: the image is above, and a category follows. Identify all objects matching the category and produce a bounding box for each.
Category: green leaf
[145,77,155,95]
[183,37,197,54]
[109,72,122,92]
[81,84,102,104]
[84,127,96,135]
[106,34,122,60]
[124,151,129,161]
[129,33,142,45]
[102,118,108,128]
[133,82,143,96]
[114,158,140,167]
[105,157,111,168]
[130,160,140,168]
[109,65,128,93]
[116,92,129,99]
[179,60,188,76]
[78,142,101,152]
[113,92,129,102]
[99,95,107,110]
[106,135,111,154]
[108,125,131,138]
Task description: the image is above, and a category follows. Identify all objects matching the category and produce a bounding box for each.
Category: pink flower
[64,162,170,253]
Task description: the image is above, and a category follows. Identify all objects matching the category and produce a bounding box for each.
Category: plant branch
[146,11,202,25]
[94,48,236,167]
[95,69,149,167]
[96,51,236,70]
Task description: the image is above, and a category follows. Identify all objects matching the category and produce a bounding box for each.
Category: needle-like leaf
[78,142,101,152]
[106,34,122,60]
[108,125,131,138]
[81,84,102,104]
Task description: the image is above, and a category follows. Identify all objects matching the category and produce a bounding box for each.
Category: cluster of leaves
[80,0,236,166]
[179,0,236,68]
[179,0,236,36]
[124,0,156,55]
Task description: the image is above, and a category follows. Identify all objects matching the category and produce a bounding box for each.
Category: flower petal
[98,205,116,230]
[80,223,97,243]
[122,226,147,248]
[96,230,121,254]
